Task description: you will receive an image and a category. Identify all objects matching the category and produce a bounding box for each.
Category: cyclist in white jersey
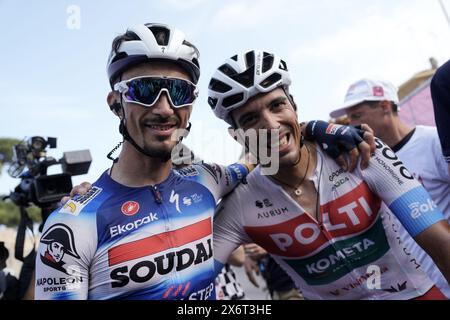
[208,50,450,300]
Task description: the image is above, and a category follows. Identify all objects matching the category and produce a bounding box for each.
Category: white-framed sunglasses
[114,76,199,108]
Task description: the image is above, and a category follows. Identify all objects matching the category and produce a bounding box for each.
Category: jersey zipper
[150,184,179,298]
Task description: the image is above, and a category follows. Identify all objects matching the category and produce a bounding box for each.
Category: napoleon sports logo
[40,224,81,275]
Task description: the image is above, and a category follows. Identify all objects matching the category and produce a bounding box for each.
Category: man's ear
[107,92,122,118]
[289,94,298,111]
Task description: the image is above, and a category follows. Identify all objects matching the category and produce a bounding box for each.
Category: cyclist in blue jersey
[35,23,250,300]
[37,24,375,300]
[208,50,450,299]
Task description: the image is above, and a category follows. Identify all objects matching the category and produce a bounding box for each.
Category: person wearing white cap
[330,78,450,297]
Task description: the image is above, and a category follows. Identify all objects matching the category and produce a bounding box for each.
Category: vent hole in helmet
[208,97,218,109]
[209,79,232,93]
[279,60,288,71]
[231,67,255,88]
[262,55,274,73]
[223,93,244,108]
[245,51,255,68]
[148,26,170,45]
[219,64,238,77]
[260,73,282,88]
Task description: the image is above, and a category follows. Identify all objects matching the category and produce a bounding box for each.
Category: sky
[1,0,450,194]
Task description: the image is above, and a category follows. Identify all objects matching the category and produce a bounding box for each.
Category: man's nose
[259,111,279,130]
[152,91,175,118]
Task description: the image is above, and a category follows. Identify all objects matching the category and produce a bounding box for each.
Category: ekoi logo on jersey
[121,201,140,216]
[108,218,213,289]
[244,183,382,257]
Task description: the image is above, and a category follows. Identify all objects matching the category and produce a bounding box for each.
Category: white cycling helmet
[208,50,292,125]
[107,23,200,87]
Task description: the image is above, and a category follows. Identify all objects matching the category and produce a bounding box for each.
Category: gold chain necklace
[270,144,311,196]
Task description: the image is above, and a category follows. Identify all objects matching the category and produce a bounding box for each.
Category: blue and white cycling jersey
[35,163,248,300]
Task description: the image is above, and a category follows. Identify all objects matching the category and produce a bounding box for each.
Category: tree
[0,137,21,175]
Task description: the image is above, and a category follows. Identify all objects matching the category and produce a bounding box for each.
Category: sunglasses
[114,76,199,108]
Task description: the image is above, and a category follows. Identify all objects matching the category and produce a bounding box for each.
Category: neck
[272,142,315,186]
[378,117,413,148]
[110,142,173,187]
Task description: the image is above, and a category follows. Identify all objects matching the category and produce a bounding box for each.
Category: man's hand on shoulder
[59,182,92,206]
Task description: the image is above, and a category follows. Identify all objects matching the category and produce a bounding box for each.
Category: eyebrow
[269,96,288,107]
[236,96,288,125]
[237,111,257,126]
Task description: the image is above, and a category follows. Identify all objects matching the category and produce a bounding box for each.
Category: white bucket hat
[330,79,399,118]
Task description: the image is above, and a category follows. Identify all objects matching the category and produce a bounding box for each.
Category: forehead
[231,88,287,118]
[122,61,191,81]
[346,102,373,114]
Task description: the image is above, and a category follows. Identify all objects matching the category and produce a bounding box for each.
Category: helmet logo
[161,47,166,53]
[255,52,262,76]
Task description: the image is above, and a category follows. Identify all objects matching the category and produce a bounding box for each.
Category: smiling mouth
[269,132,291,150]
[145,124,177,131]
[279,134,290,147]
[143,122,178,132]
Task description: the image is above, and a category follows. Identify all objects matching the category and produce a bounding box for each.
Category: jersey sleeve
[35,200,97,300]
[431,59,450,162]
[432,135,450,183]
[177,162,249,203]
[213,193,252,265]
[360,138,446,237]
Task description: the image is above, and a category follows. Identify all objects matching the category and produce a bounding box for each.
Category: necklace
[270,144,311,197]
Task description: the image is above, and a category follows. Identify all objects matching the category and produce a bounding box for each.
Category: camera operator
[0,241,19,300]
[4,136,91,299]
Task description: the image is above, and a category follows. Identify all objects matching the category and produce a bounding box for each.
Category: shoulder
[57,185,105,218]
[413,126,439,140]
[362,138,417,183]
[176,162,248,185]
[217,169,264,209]
[433,60,450,83]
[412,126,445,156]
[46,173,114,227]
[176,163,221,181]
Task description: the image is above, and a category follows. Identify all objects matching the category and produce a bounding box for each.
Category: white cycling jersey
[214,139,446,300]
